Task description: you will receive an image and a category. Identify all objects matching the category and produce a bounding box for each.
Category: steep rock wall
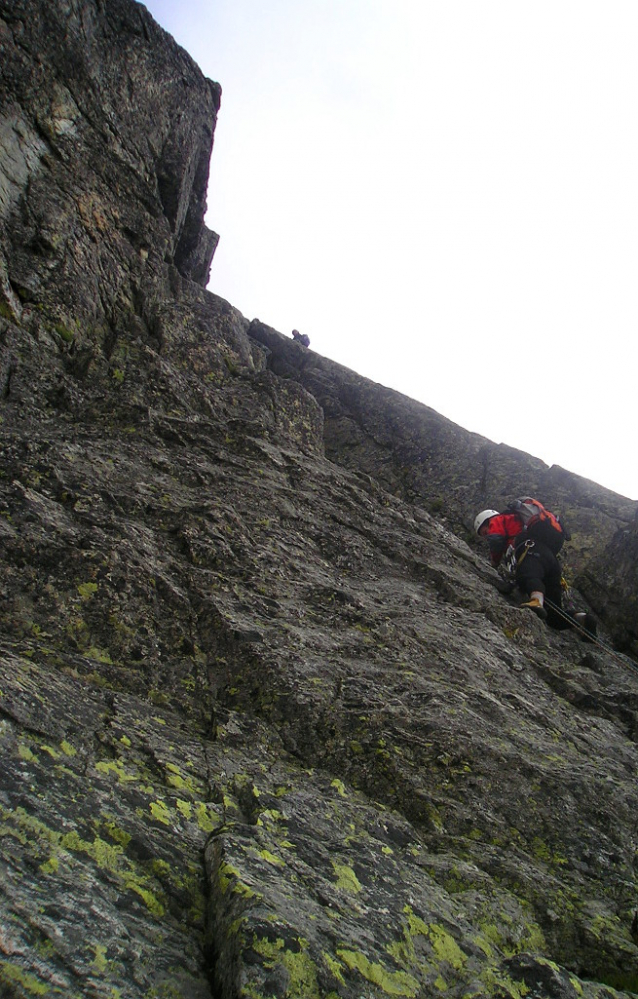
[250,320,638,654]
[2,3,638,999]
[0,0,219,334]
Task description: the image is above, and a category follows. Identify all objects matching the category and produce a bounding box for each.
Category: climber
[474,503,596,636]
[292,329,310,347]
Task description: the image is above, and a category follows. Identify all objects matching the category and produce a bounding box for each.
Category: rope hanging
[542,594,638,674]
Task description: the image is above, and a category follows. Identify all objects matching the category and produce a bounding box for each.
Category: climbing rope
[542,594,638,675]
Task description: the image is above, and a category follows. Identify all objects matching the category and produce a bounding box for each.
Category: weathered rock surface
[0,0,220,337]
[2,2,638,998]
[248,319,638,652]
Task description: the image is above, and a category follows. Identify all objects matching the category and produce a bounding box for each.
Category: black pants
[515,539,568,629]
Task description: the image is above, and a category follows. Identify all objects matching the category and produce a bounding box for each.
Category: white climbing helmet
[474,509,499,534]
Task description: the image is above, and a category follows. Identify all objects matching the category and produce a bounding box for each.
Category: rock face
[248,319,637,627]
[0,0,220,335]
[1,3,638,999]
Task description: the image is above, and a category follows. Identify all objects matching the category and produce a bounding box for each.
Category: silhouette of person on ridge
[292,329,310,347]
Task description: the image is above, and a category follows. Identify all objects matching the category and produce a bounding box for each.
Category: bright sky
[142,0,638,501]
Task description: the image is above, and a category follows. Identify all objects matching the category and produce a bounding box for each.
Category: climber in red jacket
[474,504,596,637]
[475,510,525,568]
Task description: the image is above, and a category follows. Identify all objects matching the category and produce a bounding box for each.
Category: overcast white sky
[142,0,638,501]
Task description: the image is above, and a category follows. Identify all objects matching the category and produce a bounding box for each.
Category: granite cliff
[1,2,638,998]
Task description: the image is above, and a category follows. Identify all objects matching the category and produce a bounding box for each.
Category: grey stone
[1,1,638,998]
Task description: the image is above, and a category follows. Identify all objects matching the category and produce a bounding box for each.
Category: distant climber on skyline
[475,498,596,638]
[292,329,310,347]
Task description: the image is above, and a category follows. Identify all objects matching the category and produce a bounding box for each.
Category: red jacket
[484,513,524,567]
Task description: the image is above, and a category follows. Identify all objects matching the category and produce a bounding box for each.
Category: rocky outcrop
[579,508,638,652]
[2,2,638,998]
[250,319,638,652]
[0,0,220,334]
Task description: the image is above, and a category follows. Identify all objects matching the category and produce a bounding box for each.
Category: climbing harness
[514,539,535,568]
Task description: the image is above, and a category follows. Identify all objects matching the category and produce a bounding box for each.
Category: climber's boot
[574,611,597,642]
[521,592,547,621]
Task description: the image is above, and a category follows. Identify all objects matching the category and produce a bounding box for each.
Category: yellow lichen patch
[90,943,109,973]
[151,859,171,878]
[217,861,262,900]
[386,908,468,989]
[123,879,165,917]
[39,854,59,875]
[101,820,131,848]
[165,769,189,791]
[386,906,427,968]
[17,742,38,762]
[256,808,287,827]
[336,948,420,997]
[77,581,98,600]
[195,802,220,833]
[0,961,48,996]
[95,759,139,784]
[331,860,362,893]
[426,923,467,971]
[86,646,113,664]
[258,848,285,868]
[331,778,347,797]
[252,936,321,999]
[217,861,242,894]
[475,908,545,960]
[323,952,345,984]
[472,933,494,958]
[60,830,123,871]
[472,966,531,999]
[1,806,59,851]
[176,799,193,820]
[149,800,172,826]
[164,761,205,798]
[27,822,169,920]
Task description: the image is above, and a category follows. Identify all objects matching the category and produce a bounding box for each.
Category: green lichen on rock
[466,966,532,999]
[2,0,638,996]
[95,758,140,784]
[252,936,322,999]
[149,800,172,826]
[0,961,49,996]
[336,947,421,996]
[331,859,362,893]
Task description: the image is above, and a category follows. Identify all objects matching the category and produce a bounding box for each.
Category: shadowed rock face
[2,3,638,999]
[0,0,220,334]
